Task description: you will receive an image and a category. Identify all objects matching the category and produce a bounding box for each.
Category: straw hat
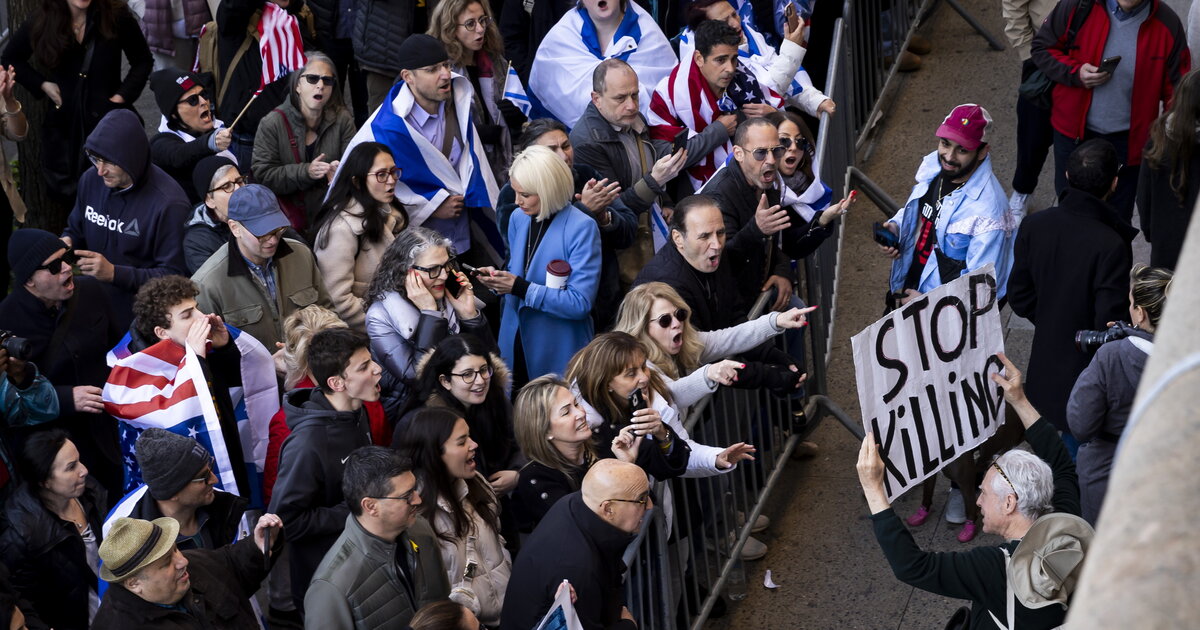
[99,517,180,582]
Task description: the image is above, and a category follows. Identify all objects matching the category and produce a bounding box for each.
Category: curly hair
[427,0,505,67]
[132,275,200,340]
[365,227,454,308]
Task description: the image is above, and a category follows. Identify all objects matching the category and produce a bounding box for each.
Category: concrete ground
[702,0,1164,626]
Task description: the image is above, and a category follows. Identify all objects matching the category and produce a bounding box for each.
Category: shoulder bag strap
[988,547,1016,630]
[217,10,262,108]
[273,108,302,162]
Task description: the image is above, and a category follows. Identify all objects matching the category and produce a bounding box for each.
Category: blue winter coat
[499,205,601,379]
[887,152,1018,298]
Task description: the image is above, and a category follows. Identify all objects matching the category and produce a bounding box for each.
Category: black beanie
[149,68,204,121]
[396,34,450,72]
[193,155,238,200]
[134,428,213,500]
[7,229,68,287]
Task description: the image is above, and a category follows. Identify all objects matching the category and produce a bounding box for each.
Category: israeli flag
[503,65,533,117]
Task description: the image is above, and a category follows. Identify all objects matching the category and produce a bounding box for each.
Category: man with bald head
[500,459,651,630]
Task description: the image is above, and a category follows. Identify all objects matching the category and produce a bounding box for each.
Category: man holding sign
[856,354,1089,630]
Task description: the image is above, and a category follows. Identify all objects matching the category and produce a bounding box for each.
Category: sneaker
[906,34,933,55]
[897,51,922,72]
[945,488,966,524]
[736,511,771,533]
[791,441,820,460]
[957,520,978,543]
[1009,191,1029,219]
[906,505,932,527]
[741,536,768,561]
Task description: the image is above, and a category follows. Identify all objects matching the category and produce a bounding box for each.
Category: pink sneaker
[906,505,931,527]
[957,520,978,543]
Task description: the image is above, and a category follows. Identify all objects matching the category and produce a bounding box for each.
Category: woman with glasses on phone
[367,228,492,408]
[253,52,357,229]
[0,430,106,630]
[396,407,511,628]
[476,146,601,387]
[613,281,813,407]
[311,142,409,329]
[428,0,527,182]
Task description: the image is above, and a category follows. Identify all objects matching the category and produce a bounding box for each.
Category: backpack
[194,9,263,110]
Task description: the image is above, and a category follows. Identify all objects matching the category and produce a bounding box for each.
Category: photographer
[1007,139,1136,456]
[1067,265,1173,525]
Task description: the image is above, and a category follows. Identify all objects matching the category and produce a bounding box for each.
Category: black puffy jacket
[351,0,416,75]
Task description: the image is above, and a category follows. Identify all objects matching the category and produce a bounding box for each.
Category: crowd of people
[0,0,1193,627]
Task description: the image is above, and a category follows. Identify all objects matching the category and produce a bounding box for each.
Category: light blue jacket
[499,205,601,379]
[888,152,1018,298]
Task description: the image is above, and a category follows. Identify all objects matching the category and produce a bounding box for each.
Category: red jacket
[262,376,391,505]
[1031,0,1190,165]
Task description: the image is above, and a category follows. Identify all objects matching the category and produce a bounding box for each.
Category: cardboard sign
[851,265,1007,501]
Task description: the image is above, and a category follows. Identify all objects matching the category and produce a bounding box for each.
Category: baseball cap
[936,104,992,152]
[227,184,290,237]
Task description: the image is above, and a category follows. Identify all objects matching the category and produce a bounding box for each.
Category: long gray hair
[366,227,454,308]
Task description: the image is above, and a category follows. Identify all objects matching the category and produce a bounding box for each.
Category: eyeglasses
[449,365,493,384]
[35,249,78,275]
[779,136,813,155]
[85,150,114,167]
[458,15,491,31]
[607,495,650,507]
[991,462,1018,499]
[372,482,423,504]
[256,227,288,243]
[652,308,688,328]
[301,73,336,87]
[369,167,402,183]
[178,91,210,107]
[744,145,786,161]
[190,467,215,484]
[411,258,456,279]
[208,174,252,195]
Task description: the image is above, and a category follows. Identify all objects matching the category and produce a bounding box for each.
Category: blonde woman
[613,282,813,407]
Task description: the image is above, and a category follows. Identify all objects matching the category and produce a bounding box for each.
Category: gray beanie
[134,428,212,500]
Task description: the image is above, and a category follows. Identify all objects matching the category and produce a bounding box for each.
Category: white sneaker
[945,488,967,524]
[1009,191,1029,220]
[737,511,771,533]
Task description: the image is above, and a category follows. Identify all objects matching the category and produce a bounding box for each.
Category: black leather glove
[732,362,804,397]
[499,99,528,134]
[477,122,504,146]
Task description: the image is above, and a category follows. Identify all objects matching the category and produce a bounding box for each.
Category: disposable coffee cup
[546,259,571,289]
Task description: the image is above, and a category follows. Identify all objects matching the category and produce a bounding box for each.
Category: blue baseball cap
[227,184,291,236]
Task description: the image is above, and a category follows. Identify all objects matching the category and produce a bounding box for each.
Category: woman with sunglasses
[366,227,492,408]
[396,407,511,628]
[428,0,526,182]
[0,430,106,630]
[613,282,813,407]
[148,68,235,205]
[310,142,409,330]
[476,146,601,387]
[252,51,357,229]
[764,110,850,260]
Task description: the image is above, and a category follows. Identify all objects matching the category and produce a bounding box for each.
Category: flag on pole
[257,2,306,89]
[503,64,533,117]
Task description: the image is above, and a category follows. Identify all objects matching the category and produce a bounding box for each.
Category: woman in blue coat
[478,145,601,386]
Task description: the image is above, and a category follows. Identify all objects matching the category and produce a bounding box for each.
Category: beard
[941,151,983,181]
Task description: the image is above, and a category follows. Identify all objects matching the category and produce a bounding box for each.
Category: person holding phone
[1031,0,1190,221]
[365,227,491,405]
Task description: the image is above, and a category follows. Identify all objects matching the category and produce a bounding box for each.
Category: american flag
[104,327,277,508]
[257,2,307,90]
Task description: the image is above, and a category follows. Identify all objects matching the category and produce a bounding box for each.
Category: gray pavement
[700,0,1171,626]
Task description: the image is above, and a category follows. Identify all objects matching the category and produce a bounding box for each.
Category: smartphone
[1099,55,1121,74]
[459,262,482,276]
[872,222,899,248]
[673,130,688,154]
[624,388,647,427]
[785,2,800,32]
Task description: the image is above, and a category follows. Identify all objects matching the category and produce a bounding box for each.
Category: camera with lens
[0,330,32,361]
[1074,322,1134,354]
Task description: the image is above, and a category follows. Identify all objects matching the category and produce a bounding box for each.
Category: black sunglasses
[779,136,814,154]
[179,91,210,107]
[301,73,336,87]
[745,146,786,161]
[36,249,78,275]
[652,308,688,328]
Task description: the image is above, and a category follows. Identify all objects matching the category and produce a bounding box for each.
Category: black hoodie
[63,109,191,328]
[268,387,372,607]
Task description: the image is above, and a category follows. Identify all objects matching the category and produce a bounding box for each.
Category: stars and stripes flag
[257,2,306,90]
[103,326,277,509]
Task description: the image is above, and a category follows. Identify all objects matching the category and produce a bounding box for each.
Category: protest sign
[851,265,1006,502]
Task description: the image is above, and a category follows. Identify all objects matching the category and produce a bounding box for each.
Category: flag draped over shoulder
[679,11,817,104]
[529,3,676,128]
[330,77,505,258]
[257,2,306,90]
[103,327,277,509]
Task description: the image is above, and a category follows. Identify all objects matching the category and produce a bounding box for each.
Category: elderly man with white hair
[857,353,1091,630]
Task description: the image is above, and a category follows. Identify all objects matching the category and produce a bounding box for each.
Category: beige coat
[1002,0,1058,60]
[312,199,405,329]
[431,475,511,628]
